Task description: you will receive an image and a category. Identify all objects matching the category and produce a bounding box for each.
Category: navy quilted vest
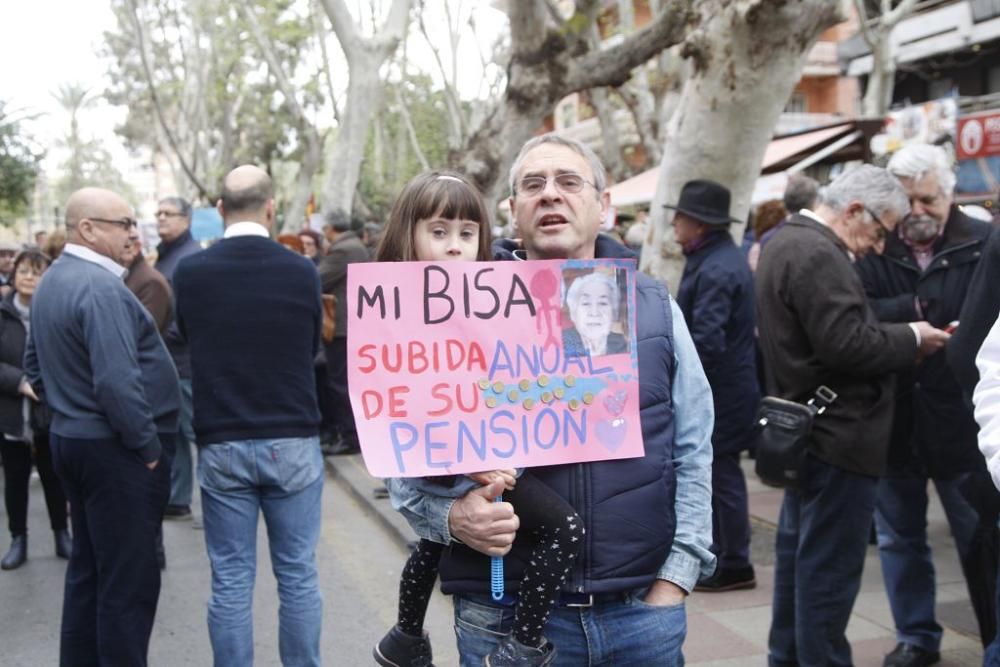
[438,238,678,595]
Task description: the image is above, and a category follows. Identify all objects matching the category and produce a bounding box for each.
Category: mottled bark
[458,0,697,205]
[319,0,411,218]
[856,0,919,118]
[643,0,847,293]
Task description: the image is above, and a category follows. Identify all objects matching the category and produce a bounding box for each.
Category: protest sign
[347,259,644,477]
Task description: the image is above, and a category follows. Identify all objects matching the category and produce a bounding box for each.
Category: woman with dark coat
[0,250,70,570]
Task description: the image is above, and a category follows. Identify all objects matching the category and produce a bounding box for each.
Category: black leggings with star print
[394,474,584,648]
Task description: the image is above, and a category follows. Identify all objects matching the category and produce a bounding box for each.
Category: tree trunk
[855,0,919,118]
[642,0,846,293]
[318,0,411,218]
[457,0,697,208]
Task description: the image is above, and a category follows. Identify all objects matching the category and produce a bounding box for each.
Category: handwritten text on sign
[347,259,643,477]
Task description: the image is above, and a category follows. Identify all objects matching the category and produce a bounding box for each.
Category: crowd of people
[0,132,999,667]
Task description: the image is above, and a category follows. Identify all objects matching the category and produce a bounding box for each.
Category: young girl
[373,171,583,667]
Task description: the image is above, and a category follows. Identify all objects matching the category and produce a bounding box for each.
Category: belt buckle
[563,593,594,608]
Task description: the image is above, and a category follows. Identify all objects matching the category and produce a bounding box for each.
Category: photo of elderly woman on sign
[561,268,630,357]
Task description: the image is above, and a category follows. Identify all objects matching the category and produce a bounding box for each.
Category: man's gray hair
[158,196,192,219]
[324,209,351,232]
[783,174,819,212]
[508,133,607,197]
[565,271,620,321]
[886,143,957,194]
[819,164,910,222]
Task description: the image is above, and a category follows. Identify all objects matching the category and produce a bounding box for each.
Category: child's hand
[469,469,517,491]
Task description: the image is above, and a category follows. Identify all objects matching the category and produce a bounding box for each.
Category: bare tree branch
[566,1,695,91]
[127,0,209,199]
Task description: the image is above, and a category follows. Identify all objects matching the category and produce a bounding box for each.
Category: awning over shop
[605,121,875,209]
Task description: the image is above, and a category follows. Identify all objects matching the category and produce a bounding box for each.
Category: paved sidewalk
[327,453,986,666]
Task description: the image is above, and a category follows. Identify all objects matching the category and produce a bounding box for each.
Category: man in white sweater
[976,313,1000,490]
[974,312,1000,666]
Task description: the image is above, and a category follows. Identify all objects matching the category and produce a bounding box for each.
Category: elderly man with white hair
[856,143,993,667]
[756,164,951,667]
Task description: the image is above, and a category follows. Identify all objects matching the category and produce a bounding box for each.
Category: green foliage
[357,73,455,221]
[0,101,43,226]
[101,0,322,201]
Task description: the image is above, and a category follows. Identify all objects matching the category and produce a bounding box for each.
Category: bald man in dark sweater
[26,187,179,666]
[174,166,325,666]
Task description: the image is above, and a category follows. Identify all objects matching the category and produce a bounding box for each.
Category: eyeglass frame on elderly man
[86,216,138,231]
[515,172,599,197]
[862,206,892,243]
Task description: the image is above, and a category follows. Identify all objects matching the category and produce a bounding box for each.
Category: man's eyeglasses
[155,210,183,218]
[863,206,891,243]
[515,173,598,197]
[88,217,138,231]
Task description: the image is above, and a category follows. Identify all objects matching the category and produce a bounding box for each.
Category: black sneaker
[694,565,756,592]
[485,634,556,667]
[883,642,940,667]
[163,504,193,520]
[373,626,434,667]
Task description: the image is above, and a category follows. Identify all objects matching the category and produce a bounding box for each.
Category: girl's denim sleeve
[385,477,463,544]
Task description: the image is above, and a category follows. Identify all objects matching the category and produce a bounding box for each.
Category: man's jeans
[198,436,324,667]
[453,591,686,666]
[874,472,978,652]
[169,379,196,506]
[768,455,877,667]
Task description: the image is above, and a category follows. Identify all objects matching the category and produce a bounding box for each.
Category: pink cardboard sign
[347,259,644,477]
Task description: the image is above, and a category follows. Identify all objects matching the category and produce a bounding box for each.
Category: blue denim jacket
[388,298,716,593]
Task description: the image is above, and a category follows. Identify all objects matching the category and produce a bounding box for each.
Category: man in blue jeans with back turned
[174,165,325,667]
[389,134,716,666]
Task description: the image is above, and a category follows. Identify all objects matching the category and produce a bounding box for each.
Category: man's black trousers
[50,432,173,667]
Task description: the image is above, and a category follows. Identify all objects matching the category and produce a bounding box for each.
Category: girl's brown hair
[376,170,493,262]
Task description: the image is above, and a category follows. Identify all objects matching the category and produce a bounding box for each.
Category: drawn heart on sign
[603,390,627,417]
[596,418,627,452]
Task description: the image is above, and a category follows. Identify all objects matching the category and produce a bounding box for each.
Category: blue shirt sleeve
[656,298,717,591]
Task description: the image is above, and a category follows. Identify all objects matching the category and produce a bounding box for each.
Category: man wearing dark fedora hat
[669,179,761,592]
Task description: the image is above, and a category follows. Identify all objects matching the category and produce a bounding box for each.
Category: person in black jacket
[671,179,760,592]
[756,165,950,667]
[858,144,993,667]
[0,250,70,570]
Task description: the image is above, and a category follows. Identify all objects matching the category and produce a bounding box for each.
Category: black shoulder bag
[754,386,837,489]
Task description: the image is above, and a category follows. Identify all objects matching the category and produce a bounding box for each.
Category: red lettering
[456,382,479,413]
[427,383,452,416]
[358,345,376,373]
[388,386,409,418]
[361,390,383,419]
[383,344,402,372]
[467,342,487,372]
[409,341,428,373]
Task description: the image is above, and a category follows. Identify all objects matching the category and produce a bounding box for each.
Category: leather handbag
[754,386,837,489]
[321,294,337,343]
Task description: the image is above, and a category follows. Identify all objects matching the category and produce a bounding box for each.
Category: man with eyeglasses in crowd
[755,165,952,667]
[25,187,180,665]
[856,143,994,667]
[154,196,202,521]
[388,133,716,665]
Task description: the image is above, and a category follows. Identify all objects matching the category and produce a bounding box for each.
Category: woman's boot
[54,529,72,559]
[1,534,27,570]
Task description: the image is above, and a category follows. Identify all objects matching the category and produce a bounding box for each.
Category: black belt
[557,591,630,608]
[468,590,630,608]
